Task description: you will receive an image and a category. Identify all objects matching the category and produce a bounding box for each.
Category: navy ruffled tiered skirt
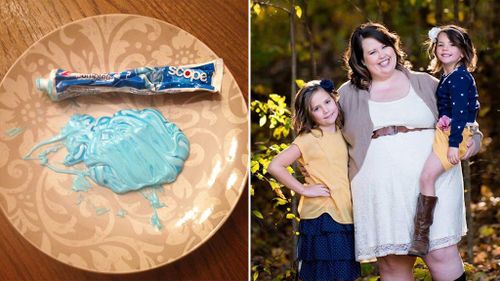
[297,213,360,281]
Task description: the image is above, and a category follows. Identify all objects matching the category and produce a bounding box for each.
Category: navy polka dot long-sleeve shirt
[436,65,480,147]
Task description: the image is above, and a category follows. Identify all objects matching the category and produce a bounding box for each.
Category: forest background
[250,0,499,280]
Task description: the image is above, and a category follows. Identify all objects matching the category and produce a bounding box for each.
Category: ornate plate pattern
[0,14,247,273]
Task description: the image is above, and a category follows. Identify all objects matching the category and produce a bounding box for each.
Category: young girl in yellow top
[268,80,360,281]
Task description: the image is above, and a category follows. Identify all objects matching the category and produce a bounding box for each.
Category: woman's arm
[268,144,330,197]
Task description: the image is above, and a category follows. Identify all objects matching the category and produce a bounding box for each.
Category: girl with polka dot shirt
[408,25,480,257]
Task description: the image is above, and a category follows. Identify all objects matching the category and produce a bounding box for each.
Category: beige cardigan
[338,69,481,180]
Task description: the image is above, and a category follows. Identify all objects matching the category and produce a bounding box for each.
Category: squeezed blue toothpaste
[24,108,189,230]
[24,108,190,194]
[36,59,223,101]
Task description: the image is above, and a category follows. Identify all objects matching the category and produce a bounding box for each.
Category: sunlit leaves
[251,94,291,140]
[273,197,288,207]
[251,93,294,216]
[253,210,264,219]
[479,225,495,237]
[251,160,260,174]
[295,6,302,18]
[259,115,267,126]
[360,263,376,278]
[252,271,259,281]
[413,258,432,280]
[295,79,305,89]
[285,212,300,222]
[253,3,262,16]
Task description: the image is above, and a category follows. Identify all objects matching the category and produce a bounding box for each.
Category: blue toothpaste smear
[24,108,189,230]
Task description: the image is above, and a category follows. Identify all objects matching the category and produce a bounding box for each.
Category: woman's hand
[300,184,331,197]
[447,147,460,165]
[461,137,477,160]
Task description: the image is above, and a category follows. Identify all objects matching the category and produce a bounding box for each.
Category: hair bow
[428,27,441,43]
[320,79,335,93]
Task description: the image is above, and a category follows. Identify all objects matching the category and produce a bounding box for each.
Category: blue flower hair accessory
[320,79,335,93]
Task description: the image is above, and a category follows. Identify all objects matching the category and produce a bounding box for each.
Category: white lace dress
[351,86,467,261]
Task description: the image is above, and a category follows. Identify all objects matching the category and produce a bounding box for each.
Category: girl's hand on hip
[302,184,331,197]
[447,147,460,165]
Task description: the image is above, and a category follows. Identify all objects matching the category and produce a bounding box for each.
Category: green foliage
[251,94,292,138]
[253,210,264,220]
[478,225,495,238]
[251,94,293,203]
[413,258,432,281]
[360,263,376,277]
[251,92,297,280]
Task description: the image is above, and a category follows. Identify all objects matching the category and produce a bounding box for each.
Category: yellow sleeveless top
[292,129,353,223]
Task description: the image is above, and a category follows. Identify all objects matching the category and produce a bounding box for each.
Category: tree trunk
[453,0,474,264]
[467,0,475,28]
[462,160,474,263]
[436,0,443,24]
[302,0,317,78]
[377,0,383,22]
[289,0,299,273]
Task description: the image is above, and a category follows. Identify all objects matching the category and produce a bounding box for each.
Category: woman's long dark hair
[293,80,344,136]
[343,22,411,90]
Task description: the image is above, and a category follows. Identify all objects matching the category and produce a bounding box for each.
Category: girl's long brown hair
[426,25,477,74]
[293,80,344,136]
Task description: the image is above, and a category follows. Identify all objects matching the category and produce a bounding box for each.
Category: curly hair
[293,80,344,136]
[343,22,411,90]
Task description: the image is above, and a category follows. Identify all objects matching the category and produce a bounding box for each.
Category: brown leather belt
[372,126,433,139]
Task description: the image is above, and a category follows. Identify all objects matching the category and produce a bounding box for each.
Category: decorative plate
[0,14,248,273]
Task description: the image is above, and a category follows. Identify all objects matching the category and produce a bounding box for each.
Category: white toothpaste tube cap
[36,78,49,93]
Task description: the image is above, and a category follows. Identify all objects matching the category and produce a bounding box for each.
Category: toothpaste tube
[35,59,224,101]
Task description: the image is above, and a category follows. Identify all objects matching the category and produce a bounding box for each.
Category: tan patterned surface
[0,14,248,273]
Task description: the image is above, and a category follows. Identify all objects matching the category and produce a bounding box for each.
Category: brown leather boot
[408,193,438,257]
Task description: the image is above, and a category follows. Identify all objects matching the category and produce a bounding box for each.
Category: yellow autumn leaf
[295,79,305,88]
[269,180,281,190]
[295,6,302,18]
[259,115,267,127]
[479,225,494,237]
[274,198,287,205]
[252,210,264,219]
[251,160,260,173]
[273,126,283,138]
[253,3,261,16]
[253,271,259,281]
